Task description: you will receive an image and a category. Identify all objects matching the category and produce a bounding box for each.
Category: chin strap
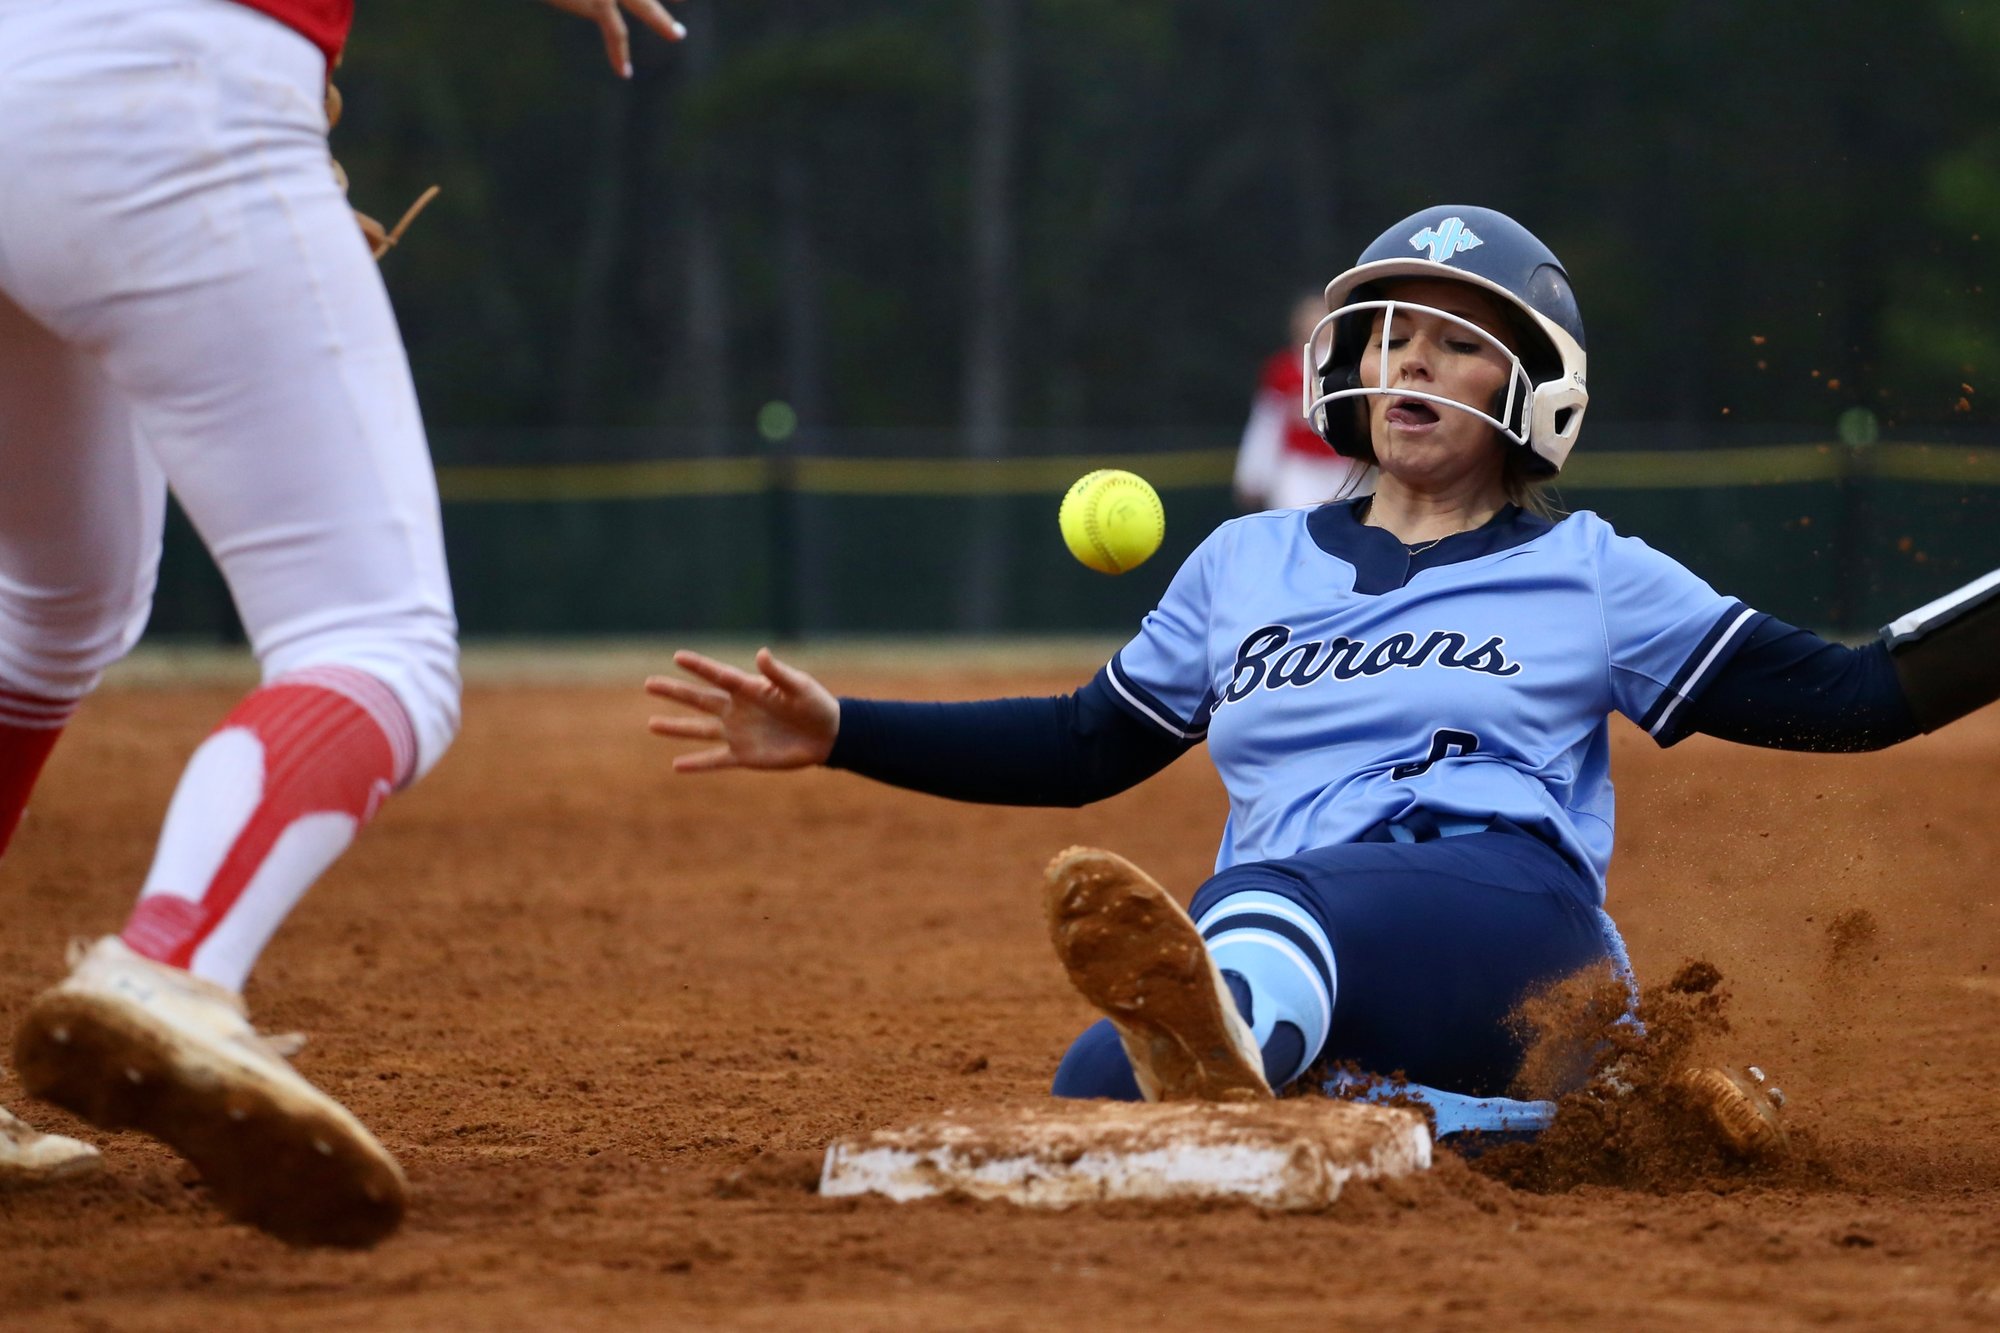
[1881,568,2000,732]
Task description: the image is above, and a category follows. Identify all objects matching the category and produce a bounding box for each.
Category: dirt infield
[2,663,1996,1329]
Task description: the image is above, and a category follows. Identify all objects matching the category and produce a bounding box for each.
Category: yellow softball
[1059,469,1165,575]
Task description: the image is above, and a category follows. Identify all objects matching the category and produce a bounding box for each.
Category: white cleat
[0,1102,101,1186]
[1044,847,1272,1104]
[13,937,405,1247]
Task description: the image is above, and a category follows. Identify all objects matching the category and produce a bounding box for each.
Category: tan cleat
[1674,1064,1790,1159]
[13,937,406,1247]
[0,1103,101,1186]
[1044,846,1272,1104]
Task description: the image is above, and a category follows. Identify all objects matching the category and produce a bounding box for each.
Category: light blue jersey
[1104,500,1762,901]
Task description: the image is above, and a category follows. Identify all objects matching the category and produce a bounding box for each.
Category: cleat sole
[1044,847,1271,1104]
[15,993,405,1248]
[1674,1065,1790,1159]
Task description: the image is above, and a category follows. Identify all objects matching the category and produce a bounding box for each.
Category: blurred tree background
[145,0,1997,639]
[335,0,1997,440]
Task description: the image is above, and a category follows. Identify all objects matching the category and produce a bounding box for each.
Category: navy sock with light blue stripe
[1050,973,1312,1100]
[1195,889,1337,1088]
[1223,970,1306,1089]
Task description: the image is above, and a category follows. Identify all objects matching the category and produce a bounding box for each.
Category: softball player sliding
[649,204,1998,1150]
[0,0,683,1245]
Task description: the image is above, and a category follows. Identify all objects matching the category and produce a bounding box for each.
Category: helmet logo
[1409,217,1483,263]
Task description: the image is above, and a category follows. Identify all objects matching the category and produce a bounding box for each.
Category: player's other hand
[539,0,688,79]
[646,649,839,772]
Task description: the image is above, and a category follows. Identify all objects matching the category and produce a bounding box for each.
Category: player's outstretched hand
[539,0,688,79]
[646,649,839,773]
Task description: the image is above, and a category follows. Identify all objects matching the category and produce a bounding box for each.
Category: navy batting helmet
[1305,205,1588,473]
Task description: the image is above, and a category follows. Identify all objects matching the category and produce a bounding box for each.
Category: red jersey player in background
[1234,293,1375,511]
[0,0,684,1246]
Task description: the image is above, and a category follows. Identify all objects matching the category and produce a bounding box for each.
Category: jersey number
[1392,729,1480,780]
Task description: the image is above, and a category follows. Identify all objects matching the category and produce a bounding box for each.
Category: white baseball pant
[0,0,459,776]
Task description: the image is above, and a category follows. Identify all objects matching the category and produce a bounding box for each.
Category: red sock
[0,689,77,859]
[121,667,414,989]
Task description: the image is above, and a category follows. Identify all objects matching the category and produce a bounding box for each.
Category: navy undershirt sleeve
[825,669,1196,806]
[1682,616,1919,752]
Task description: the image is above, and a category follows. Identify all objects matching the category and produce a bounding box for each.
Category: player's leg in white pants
[0,0,456,1239]
[0,289,158,1185]
[0,296,163,858]
[0,0,460,991]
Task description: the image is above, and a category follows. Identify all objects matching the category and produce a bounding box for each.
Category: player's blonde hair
[1505,450,1565,520]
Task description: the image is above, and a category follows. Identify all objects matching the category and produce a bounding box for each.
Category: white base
[820,1100,1431,1210]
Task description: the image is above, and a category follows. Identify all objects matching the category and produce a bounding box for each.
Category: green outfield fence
[148,431,2000,641]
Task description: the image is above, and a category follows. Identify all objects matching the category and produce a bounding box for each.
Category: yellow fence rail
[434,442,2000,504]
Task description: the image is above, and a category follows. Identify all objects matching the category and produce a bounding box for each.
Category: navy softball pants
[1050,823,1610,1100]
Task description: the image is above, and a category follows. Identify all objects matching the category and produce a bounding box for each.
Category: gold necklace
[1359,500,1464,556]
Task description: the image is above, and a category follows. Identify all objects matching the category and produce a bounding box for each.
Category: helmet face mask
[1303,297,1538,458]
[1304,206,1589,474]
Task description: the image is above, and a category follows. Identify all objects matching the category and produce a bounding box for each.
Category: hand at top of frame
[646,649,839,773]
[539,0,688,78]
